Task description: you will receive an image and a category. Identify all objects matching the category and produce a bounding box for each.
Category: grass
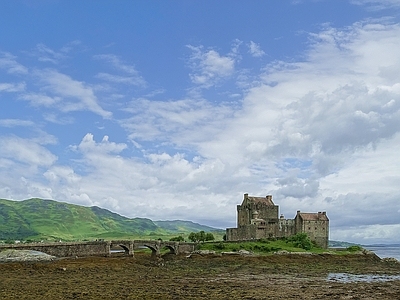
[0,198,225,242]
[197,239,363,255]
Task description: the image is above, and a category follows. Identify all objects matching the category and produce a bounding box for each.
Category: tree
[198,231,206,242]
[169,235,184,242]
[188,231,214,242]
[287,233,313,250]
[205,233,215,241]
[188,232,197,242]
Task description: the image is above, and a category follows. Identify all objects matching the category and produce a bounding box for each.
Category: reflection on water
[327,273,400,283]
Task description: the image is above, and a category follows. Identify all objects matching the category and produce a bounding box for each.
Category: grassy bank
[196,238,364,255]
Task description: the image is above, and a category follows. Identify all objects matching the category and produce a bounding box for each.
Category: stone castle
[226,194,329,248]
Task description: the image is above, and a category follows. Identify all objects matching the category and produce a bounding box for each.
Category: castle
[226,194,329,248]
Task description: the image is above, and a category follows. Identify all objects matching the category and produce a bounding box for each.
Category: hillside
[154,220,220,233]
[0,198,224,241]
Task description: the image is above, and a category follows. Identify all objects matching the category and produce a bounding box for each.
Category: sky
[1,0,400,244]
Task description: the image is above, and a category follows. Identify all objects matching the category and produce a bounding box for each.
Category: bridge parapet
[0,241,110,257]
[0,240,196,258]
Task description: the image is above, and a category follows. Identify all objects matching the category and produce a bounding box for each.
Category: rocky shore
[0,249,56,262]
[0,250,399,299]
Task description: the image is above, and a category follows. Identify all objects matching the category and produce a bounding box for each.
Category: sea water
[365,245,400,261]
[327,245,400,283]
[327,273,400,283]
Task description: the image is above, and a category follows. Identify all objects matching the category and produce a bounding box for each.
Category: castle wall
[295,212,329,248]
[227,194,329,248]
[278,218,295,238]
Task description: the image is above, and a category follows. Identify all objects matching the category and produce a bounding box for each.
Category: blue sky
[1,0,400,244]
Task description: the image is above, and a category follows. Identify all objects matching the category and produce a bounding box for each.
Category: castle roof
[245,194,275,206]
[298,212,329,221]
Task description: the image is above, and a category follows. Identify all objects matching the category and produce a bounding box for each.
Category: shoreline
[1,251,399,299]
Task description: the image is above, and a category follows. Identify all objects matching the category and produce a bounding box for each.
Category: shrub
[286,233,313,250]
[259,238,270,244]
[169,236,184,242]
[188,231,216,242]
[213,242,225,250]
[346,245,363,252]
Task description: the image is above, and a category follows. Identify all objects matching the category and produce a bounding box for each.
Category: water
[327,245,400,283]
[365,245,400,261]
[327,273,400,283]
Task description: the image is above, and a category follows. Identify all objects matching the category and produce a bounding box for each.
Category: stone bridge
[0,240,196,258]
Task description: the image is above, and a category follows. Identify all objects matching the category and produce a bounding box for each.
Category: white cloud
[0,136,57,167]
[33,43,66,64]
[2,17,400,243]
[94,54,147,87]
[248,41,265,57]
[0,119,35,127]
[96,72,146,86]
[0,52,28,74]
[94,54,138,75]
[351,0,400,10]
[121,97,235,145]
[35,69,112,118]
[187,45,236,88]
[0,82,26,93]
[73,133,127,154]
[20,93,61,107]
[331,224,400,244]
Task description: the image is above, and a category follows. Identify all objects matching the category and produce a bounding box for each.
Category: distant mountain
[0,198,224,241]
[329,240,360,248]
[363,243,400,247]
[154,220,221,233]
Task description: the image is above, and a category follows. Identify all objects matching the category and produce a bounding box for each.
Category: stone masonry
[226,194,329,248]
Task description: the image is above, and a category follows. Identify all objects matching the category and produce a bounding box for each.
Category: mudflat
[0,252,399,299]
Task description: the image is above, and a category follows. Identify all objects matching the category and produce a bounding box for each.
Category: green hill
[154,220,220,233]
[0,198,224,242]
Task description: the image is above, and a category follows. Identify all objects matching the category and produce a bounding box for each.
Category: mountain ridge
[0,198,224,241]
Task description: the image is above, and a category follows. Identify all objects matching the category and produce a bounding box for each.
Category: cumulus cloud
[186,45,236,88]
[2,18,400,242]
[118,20,400,236]
[74,133,127,154]
[121,97,235,145]
[0,136,57,167]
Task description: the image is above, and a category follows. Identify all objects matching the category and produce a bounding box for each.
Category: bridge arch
[109,240,133,256]
[141,244,158,257]
[161,245,176,254]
